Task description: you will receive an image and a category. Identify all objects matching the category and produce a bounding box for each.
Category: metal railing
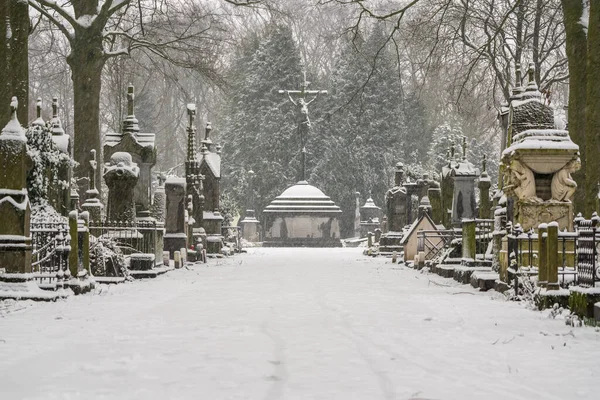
[31,221,70,290]
[417,229,458,261]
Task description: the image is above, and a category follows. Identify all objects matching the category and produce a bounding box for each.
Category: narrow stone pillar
[80,211,91,275]
[174,251,181,269]
[68,210,79,279]
[462,219,476,262]
[81,149,103,223]
[546,222,559,290]
[538,223,548,288]
[478,156,491,219]
[367,232,373,247]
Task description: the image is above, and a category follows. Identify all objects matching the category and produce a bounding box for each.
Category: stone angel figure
[551,158,580,202]
[508,159,539,201]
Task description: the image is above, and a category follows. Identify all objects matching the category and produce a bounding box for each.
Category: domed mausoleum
[263,181,342,247]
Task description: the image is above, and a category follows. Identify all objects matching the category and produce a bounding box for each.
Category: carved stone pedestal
[516,201,573,231]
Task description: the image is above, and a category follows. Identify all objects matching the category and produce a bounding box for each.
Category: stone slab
[470,271,499,291]
[453,266,492,285]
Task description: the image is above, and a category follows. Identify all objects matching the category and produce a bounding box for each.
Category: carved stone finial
[123,84,139,134]
[450,142,456,160]
[515,63,522,87]
[462,136,467,161]
[36,98,42,119]
[482,154,487,172]
[1,97,24,137]
[216,143,222,155]
[52,97,59,118]
[187,103,196,129]
[127,84,135,116]
[204,122,212,141]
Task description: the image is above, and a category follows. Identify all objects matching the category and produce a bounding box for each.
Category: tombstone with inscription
[164,177,188,257]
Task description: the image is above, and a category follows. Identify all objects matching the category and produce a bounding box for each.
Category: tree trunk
[586,0,600,215]
[0,2,10,124]
[67,37,105,195]
[9,0,28,125]
[561,0,588,215]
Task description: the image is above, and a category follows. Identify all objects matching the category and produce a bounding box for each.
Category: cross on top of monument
[278,71,328,182]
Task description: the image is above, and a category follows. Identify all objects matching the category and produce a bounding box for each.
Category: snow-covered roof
[200,152,221,178]
[400,213,439,245]
[361,197,380,210]
[264,181,342,214]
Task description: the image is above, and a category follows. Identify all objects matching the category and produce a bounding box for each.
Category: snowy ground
[1,248,599,400]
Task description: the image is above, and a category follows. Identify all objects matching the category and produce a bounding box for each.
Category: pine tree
[220,23,304,218]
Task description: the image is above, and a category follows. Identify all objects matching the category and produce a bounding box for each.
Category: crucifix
[278,71,327,182]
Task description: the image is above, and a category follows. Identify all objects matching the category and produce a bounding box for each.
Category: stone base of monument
[0,274,64,301]
[470,270,499,291]
[453,266,492,285]
[516,201,573,232]
[206,235,224,254]
[378,231,404,254]
[67,271,95,295]
[164,233,187,259]
[130,253,155,271]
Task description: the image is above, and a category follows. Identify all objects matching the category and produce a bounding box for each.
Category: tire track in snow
[260,318,288,400]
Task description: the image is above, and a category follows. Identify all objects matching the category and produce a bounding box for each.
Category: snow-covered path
[0,248,598,400]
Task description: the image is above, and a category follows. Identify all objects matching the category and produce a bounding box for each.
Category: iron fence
[417,229,458,260]
[475,219,494,258]
[574,214,600,288]
[30,221,70,290]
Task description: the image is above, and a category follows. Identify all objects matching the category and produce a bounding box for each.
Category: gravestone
[164,177,187,257]
[198,123,224,252]
[478,155,492,219]
[104,85,156,215]
[379,163,408,254]
[104,152,139,223]
[450,137,478,227]
[0,98,59,300]
[385,163,408,231]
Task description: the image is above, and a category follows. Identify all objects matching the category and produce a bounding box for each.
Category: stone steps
[470,271,500,291]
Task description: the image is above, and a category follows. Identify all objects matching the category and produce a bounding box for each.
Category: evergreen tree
[220,23,304,218]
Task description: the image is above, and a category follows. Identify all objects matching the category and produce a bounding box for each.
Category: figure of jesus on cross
[279,71,327,182]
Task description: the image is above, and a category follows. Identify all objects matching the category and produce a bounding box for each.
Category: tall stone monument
[198,122,223,253]
[359,193,382,238]
[48,97,71,216]
[263,72,342,247]
[0,98,59,300]
[501,64,580,231]
[104,85,156,215]
[450,137,478,227]
[164,177,188,257]
[240,169,260,242]
[379,163,408,254]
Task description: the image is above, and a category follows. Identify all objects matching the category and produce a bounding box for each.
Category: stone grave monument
[104,152,139,223]
[359,193,382,238]
[0,98,60,300]
[501,64,580,231]
[198,122,224,253]
[263,72,342,247]
[104,85,156,215]
[240,169,260,242]
[379,162,408,254]
[164,177,188,257]
[48,97,71,216]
